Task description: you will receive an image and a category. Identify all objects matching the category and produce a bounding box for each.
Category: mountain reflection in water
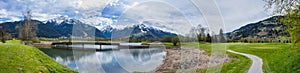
[39,46,166,73]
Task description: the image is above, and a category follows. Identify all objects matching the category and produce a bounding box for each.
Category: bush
[162,36,173,42]
[172,37,180,46]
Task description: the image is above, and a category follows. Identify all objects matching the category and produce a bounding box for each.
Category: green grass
[164,42,213,54]
[181,42,212,53]
[181,42,251,73]
[162,42,175,47]
[0,40,77,73]
[219,52,251,73]
[177,42,300,73]
[228,43,300,73]
[194,51,252,73]
[164,42,249,73]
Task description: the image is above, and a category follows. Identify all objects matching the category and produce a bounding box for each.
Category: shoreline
[154,47,231,73]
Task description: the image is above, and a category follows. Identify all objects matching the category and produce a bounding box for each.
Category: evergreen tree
[206,33,212,43]
[211,32,218,43]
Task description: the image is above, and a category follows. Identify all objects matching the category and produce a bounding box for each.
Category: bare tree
[219,29,226,43]
[0,23,10,43]
[0,26,5,43]
[16,10,38,42]
[189,24,208,42]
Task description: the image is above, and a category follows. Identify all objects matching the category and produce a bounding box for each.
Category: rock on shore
[154,47,230,73]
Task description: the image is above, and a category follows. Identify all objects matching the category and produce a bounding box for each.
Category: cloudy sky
[0,0,272,33]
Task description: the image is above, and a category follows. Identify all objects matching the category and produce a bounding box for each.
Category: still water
[39,45,166,73]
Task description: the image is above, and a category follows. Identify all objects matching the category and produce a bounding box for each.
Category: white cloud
[76,0,112,10]
[113,0,210,35]
[0,0,271,33]
[32,13,62,21]
[216,0,269,32]
[0,0,115,22]
[0,9,8,18]
[114,0,271,33]
[10,17,22,22]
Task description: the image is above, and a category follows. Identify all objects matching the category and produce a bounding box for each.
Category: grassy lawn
[164,42,213,53]
[181,42,251,73]
[0,40,77,73]
[168,42,300,73]
[219,52,251,73]
[228,43,300,73]
[181,42,213,53]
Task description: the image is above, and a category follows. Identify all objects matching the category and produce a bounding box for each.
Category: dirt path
[227,50,263,73]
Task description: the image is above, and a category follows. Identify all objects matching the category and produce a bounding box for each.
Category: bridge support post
[99,45,102,51]
[82,43,84,48]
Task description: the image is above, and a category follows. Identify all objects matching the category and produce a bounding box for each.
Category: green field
[0,40,77,73]
[228,43,300,73]
[178,42,300,73]
[179,42,251,73]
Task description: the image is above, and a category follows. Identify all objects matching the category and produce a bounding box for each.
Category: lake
[39,45,166,73]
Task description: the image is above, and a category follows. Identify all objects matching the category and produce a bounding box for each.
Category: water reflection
[39,47,166,73]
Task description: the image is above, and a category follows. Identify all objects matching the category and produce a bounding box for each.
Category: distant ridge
[228,16,290,41]
[0,18,177,39]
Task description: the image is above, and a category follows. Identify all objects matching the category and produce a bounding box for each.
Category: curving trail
[227,50,263,73]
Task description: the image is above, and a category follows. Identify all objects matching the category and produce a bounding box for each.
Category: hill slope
[228,16,290,41]
[0,40,77,73]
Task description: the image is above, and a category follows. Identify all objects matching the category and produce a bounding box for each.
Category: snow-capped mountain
[44,16,85,25]
[79,16,113,27]
[47,17,179,38]
[44,16,71,24]
[45,16,179,35]
[96,25,114,31]
[97,21,179,33]
[0,16,178,39]
[104,23,177,38]
[140,21,179,34]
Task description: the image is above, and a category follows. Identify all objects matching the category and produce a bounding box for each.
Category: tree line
[160,25,227,46]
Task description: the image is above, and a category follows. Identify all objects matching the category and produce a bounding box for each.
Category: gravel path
[227,50,263,73]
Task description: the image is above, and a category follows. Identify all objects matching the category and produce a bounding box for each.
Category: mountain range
[0,16,290,40]
[0,16,177,39]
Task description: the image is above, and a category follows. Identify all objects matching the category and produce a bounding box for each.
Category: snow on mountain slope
[44,16,180,37]
[44,16,71,24]
[79,17,113,26]
[97,22,179,35]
